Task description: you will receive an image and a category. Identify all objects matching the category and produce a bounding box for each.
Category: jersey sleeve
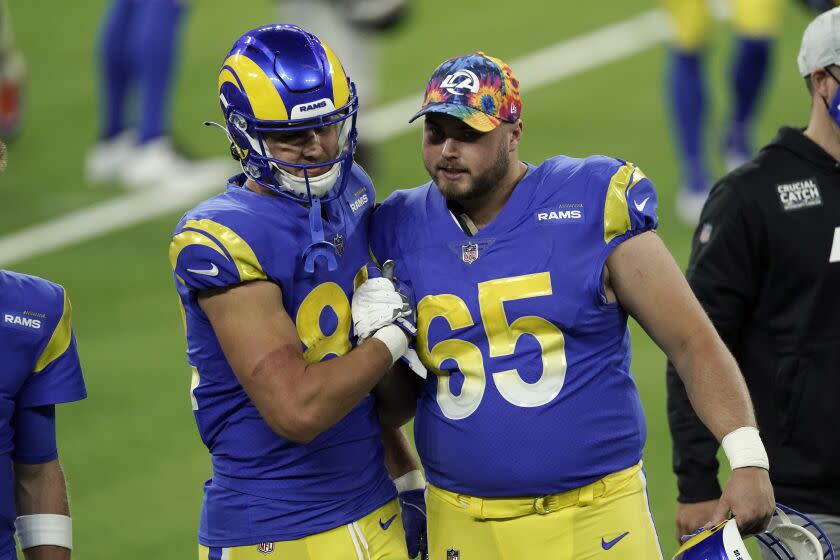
[598,159,659,249]
[368,193,405,267]
[17,288,87,408]
[12,405,58,465]
[169,216,268,293]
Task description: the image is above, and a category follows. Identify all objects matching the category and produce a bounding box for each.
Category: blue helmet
[216,24,359,271]
[674,504,835,560]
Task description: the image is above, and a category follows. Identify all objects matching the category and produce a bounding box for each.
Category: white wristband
[721,426,770,470]
[394,469,426,493]
[15,514,73,550]
[372,324,408,364]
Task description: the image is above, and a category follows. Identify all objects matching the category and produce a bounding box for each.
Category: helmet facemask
[224,85,359,204]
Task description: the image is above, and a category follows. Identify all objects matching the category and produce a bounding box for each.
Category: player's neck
[459,160,527,231]
[244,177,276,196]
[804,109,840,163]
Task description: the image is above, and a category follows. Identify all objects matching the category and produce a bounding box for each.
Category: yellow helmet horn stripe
[218,54,289,121]
[321,43,350,108]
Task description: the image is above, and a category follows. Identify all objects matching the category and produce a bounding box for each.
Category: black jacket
[667,127,840,514]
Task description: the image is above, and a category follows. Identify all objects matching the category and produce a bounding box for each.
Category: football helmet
[215,24,358,272]
[674,504,835,560]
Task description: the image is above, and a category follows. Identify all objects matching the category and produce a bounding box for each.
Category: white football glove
[352,277,412,341]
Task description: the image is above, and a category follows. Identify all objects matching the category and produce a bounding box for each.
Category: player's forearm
[667,362,724,502]
[253,339,393,443]
[374,361,421,427]
[382,425,420,479]
[14,460,70,517]
[298,338,394,436]
[22,545,70,560]
[669,327,757,442]
[14,460,72,560]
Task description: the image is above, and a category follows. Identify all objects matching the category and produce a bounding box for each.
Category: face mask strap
[819,66,840,127]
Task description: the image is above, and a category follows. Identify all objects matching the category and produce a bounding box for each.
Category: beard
[430,141,510,203]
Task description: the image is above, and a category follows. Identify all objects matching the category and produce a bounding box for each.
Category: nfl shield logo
[461,242,479,264]
[332,233,345,257]
[698,222,713,244]
[446,548,460,560]
[257,542,274,555]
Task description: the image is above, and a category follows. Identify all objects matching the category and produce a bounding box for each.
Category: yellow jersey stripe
[353,263,369,291]
[33,290,73,373]
[183,219,267,283]
[603,162,637,245]
[367,244,381,268]
[169,229,229,273]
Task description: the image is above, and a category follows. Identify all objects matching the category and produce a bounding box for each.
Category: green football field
[1,1,818,557]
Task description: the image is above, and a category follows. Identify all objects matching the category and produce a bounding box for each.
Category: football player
[367,51,775,559]
[168,24,425,559]
[0,270,87,560]
[663,0,781,224]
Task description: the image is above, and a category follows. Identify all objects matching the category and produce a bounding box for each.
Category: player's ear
[811,67,833,98]
[507,119,523,151]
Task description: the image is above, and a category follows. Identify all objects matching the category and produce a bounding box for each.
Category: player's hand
[710,467,775,535]
[352,261,416,340]
[675,499,718,542]
[399,488,428,559]
[378,260,417,337]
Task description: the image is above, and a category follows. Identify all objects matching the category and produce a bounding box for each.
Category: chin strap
[275,162,341,198]
[302,197,339,273]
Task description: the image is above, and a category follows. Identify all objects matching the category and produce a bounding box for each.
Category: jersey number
[416,272,567,420]
[296,282,352,363]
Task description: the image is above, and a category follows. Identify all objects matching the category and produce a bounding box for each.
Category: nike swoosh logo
[634,197,651,212]
[379,514,397,530]
[186,263,219,277]
[602,532,630,550]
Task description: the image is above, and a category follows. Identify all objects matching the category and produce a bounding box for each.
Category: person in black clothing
[667,6,840,554]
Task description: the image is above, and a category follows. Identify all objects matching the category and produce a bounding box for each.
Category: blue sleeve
[17,288,87,408]
[169,215,268,293]
[369,194,403,267]
[13,405,58,464]
[17,334,87,408]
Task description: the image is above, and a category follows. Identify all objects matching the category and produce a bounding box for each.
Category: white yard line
[0,8,674,266]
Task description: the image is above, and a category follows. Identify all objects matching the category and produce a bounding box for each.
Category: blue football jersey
[0,271,86,558]
[370,156,659,497]
[169,169,396,547]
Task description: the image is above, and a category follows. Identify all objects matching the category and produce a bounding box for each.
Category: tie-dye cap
[409,51,522,132]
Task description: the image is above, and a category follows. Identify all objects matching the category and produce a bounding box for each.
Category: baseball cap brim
[408,102,501,133]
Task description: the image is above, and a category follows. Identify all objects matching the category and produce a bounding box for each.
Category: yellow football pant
[198,499,407,560]
[662,0,784,50]
[426,463,662,560]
